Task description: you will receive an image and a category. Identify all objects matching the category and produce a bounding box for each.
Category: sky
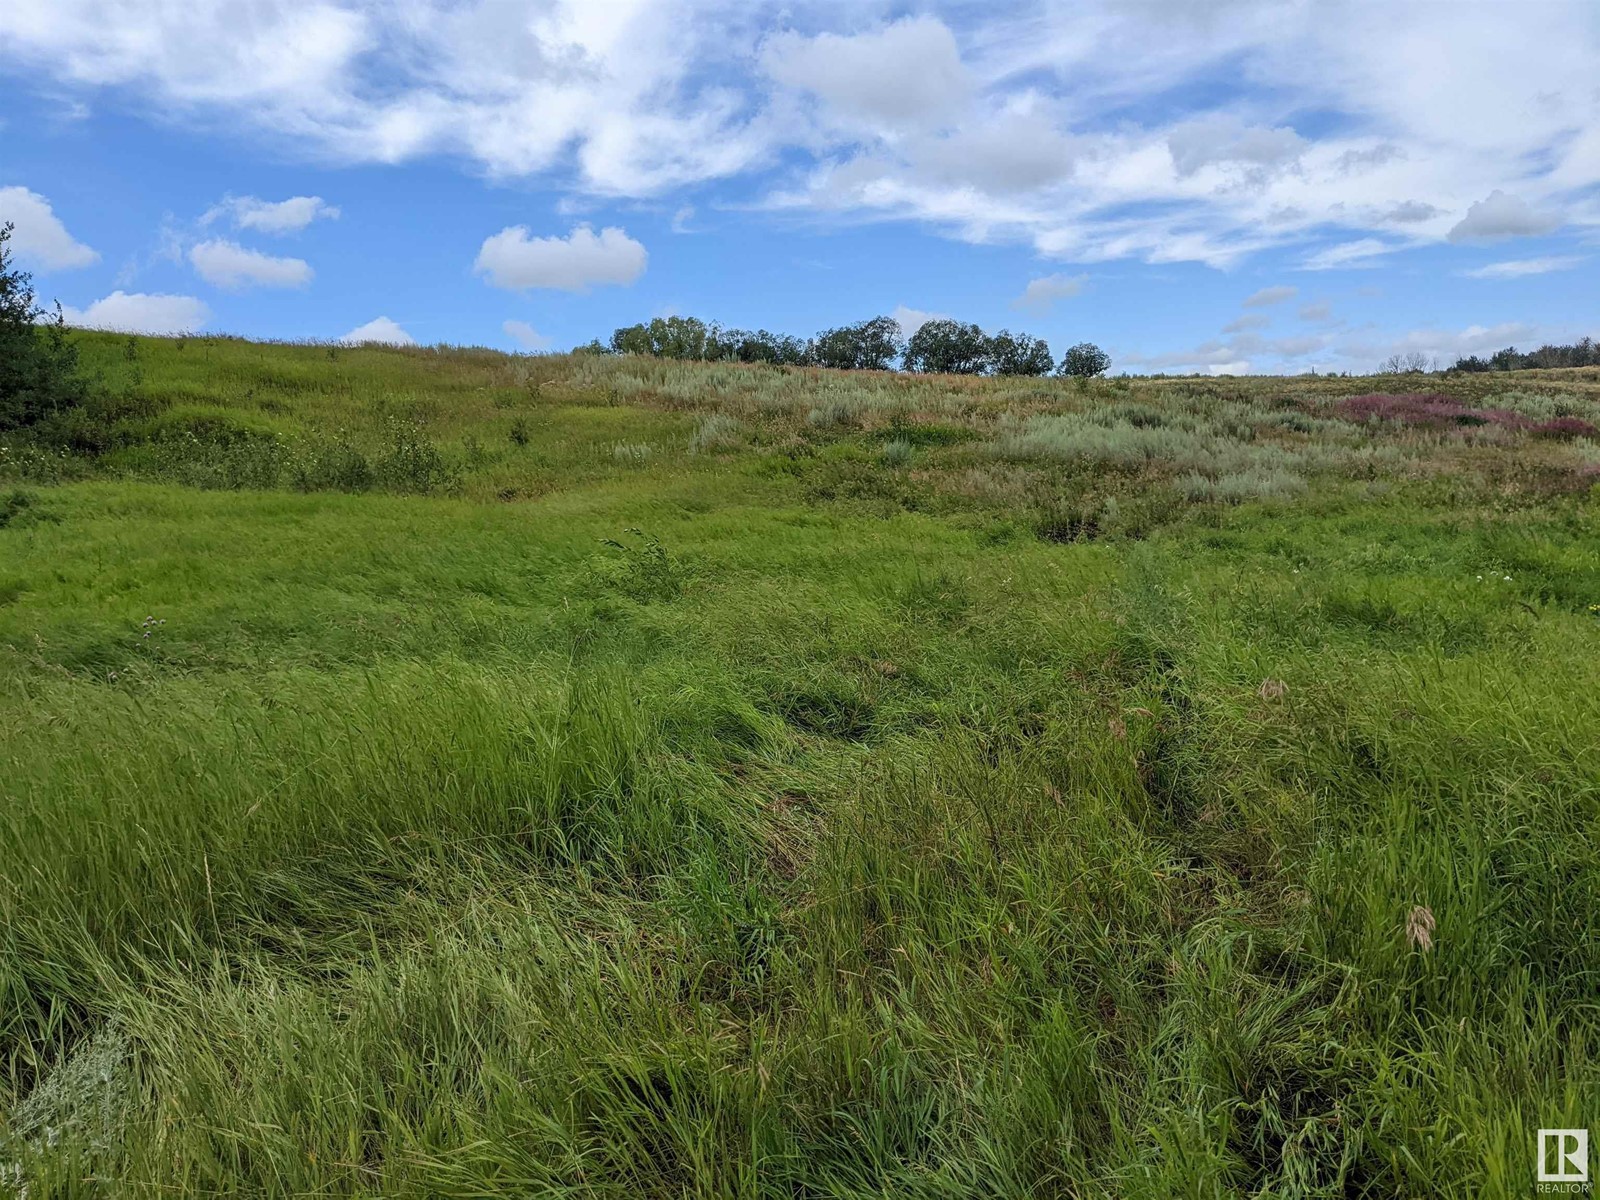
[1,0,1597,375]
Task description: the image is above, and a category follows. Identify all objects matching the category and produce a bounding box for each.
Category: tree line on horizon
[1377,337,1600,375]
[583,314,1112,377]
[1448,337,1598,373]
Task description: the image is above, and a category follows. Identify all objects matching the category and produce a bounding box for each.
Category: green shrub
[0,223,87,432]
[372,418,459,494]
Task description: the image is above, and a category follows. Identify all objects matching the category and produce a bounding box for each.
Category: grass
[1,334,1598,1195]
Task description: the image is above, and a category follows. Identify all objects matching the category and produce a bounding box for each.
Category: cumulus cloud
[340,316,414,346]
[762,16,970,128]
[889,305,943,337]
[4,1,1599,276]
[1380,200,1442,225]
[1010,273,1088,314]
[1447,190,1563,242]
[908,114,1077,195]
[61,291,209,333]
[202,194,339,234]
[1167,115,1305,177]
[1460,255,1583,279]
[474,224,647,292]
[503,319,553,350]
[0,186,98,269]
[188,239,312,290]
[1242,285,1296,308]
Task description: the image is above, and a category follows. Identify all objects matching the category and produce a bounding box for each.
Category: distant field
[2,333,1598,1196]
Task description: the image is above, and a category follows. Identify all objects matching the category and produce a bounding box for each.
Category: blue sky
[2,0,1597,374]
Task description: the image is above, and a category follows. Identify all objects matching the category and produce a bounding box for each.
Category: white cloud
[762,16,970,128]
[1010,273,1088,315]
[1222,313,1269,333]
[1461,255,1584,279]
[503,319,553,350]
[890,305,943,337]
[188,239,312,290]
[1298,301,1334,322]
[340,316,414,346]
[1380,200,1441,225]
[1167,115,1304,177]
[1447,190,1563,242]
[202,194,339,234]
[61,291,209,333]
[3,1,1599,274]
[1301,239,1393,270]
[671,205,695,234]
[474,224,647,292]
[1123,329,1333,374]
[0,186,98,269]
[1242,285,1296,308]
[1338,321,1541,369]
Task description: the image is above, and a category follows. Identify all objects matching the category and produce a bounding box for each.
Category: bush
[372,419,458,494]
[0,222,87,431]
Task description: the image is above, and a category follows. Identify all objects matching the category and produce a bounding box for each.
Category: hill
[3,333,1599,1195]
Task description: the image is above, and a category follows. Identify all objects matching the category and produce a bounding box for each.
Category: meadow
[2,333,1599,1196]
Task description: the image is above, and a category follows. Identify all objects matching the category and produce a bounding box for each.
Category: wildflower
[1405,905,1435,952]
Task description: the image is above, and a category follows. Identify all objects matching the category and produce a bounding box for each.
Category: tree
[1058,342,1111,378]
[608,316,711,359]
[988,330,1054,377]
[809,316,904,371]
[902,319,991,374]
[709,327,807,366]
[609,323,653,355]
[0,222,86,431]
[1378,351,1432,374]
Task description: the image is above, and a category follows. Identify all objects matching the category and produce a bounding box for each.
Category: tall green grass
[1,336,1598,1195]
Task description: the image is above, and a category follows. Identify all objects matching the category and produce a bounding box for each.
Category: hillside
[2,333,1599,1195]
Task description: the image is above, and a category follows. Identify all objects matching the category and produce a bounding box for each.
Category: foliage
[987,329,1055,376]
[902,318,992,375]
[1452,337,1598,372]
[0,222,87,431]
[809,315,904,371]
[610,315,714,360]
[1058,341,1112,377]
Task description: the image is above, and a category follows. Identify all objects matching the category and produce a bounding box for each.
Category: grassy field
[2,333,1599,1196]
